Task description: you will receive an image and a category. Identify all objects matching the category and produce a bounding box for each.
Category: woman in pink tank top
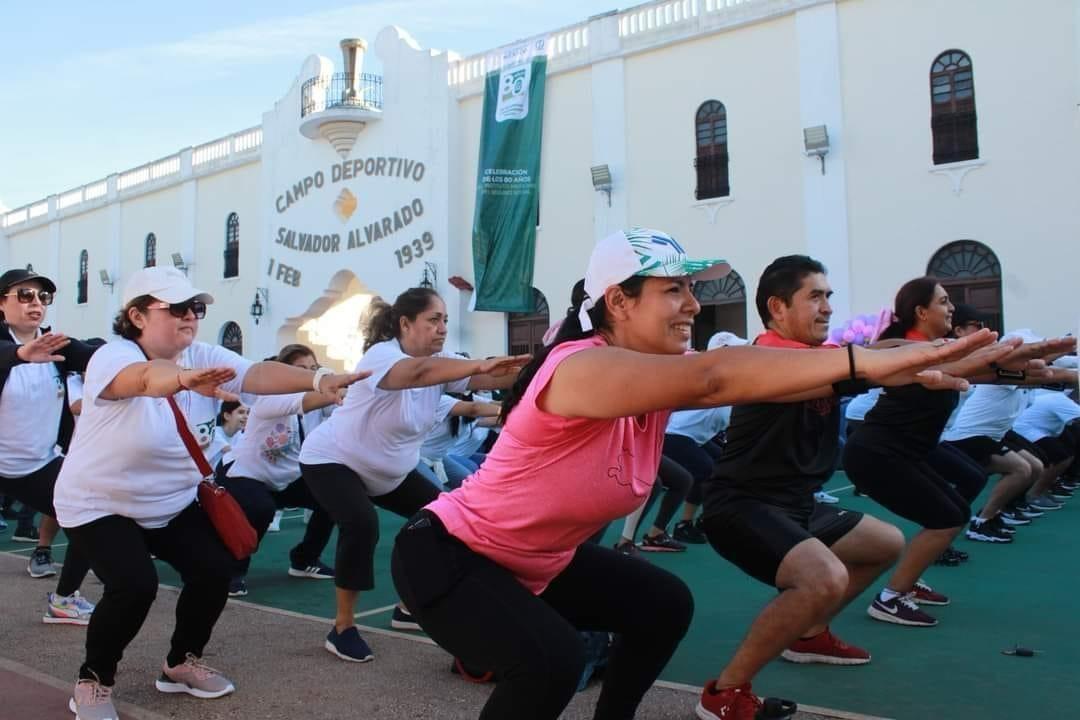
[390,228,997,720]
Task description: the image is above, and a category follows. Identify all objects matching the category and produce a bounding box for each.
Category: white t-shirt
[942,384,1028,443]
[0,333,64,477]
[1013,390,1080,443]
[66,373,84,411]
[54,340,252,529]
[420,395,466,460]
[844,388,883,422]
[451,422,489,459]
[665,406,731,446]
[299,339,470,495]
[227,392,306,491]
[206,425,239,470]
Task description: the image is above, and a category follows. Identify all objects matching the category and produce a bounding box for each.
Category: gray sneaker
[69,677,118,720]
[27,547,56,578]
[1028,495,1064,511]
[155,653,235,698]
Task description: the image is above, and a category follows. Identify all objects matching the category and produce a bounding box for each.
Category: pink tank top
[427,336,670,594]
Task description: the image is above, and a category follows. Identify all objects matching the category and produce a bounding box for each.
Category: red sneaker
[696,682,762,720]
[911,580,950,606]
[781,627,871,665]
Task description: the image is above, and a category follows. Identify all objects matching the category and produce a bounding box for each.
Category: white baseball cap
[707,331,749,350]
[122,267,214,306]
[580,228,730,330]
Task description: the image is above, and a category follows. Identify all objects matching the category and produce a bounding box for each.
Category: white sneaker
[267,510,283,533]
[814,491,840,504]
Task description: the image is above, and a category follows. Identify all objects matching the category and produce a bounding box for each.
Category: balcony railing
[301,73,383,118]
[694,152,730,200]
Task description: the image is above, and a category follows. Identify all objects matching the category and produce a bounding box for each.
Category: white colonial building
[2,0,1077,368]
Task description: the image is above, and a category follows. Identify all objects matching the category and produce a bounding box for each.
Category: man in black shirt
[696,256,905,720]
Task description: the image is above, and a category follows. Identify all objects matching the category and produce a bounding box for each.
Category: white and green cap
[580,227,730,330]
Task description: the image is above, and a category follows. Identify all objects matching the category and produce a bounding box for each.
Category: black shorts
[1003,430,1049,464]
[843,441,970,530]
[701,494,862,588]
[944,436,1011,466]
[1035,436,1074,466]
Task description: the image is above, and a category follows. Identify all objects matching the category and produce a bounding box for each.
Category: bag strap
[165,394,215,480]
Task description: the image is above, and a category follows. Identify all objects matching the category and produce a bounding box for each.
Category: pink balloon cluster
[824,308,893,348]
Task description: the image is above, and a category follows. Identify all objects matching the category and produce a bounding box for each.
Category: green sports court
[2,472,1075,719]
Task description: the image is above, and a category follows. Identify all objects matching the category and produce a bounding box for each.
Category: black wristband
[847,343,857,381]
[995,367,1025,382]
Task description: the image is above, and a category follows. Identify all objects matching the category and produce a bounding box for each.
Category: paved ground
[0,553,873,720]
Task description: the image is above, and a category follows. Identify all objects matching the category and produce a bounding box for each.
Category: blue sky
[0,0,621,210]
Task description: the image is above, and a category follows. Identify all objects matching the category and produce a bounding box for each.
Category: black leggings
[927,442,988,504]
[843,441,972,529]
[662,435,722,506]
[391,512,693,720]
[299,463,440,591]
[220,473,335,576]
[64,502,234,686]
[0,457,91,596]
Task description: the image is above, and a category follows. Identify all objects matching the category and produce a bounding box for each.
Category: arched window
[927,240,1002,331]
[144,233,157,268]
[694,101,730,200]
[692,269,746,349]
[507,288,550,356]
[77,250,88,305]
[930,50,978,165]
[224,213,239,278]
[220,321,243,355]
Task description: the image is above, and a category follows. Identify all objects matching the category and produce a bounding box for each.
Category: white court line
[355,603,398,619]
[5,542,68,555]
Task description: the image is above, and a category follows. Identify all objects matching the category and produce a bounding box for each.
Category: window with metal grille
[931,50,978,165]
[77,250,88,305]
[220,321,243,355]
[507,289,550,356]
[694,100,730,200]
[692,270,747,350]
[144,233,157,268]
[927,240,1002,332]
[224,213,239,278]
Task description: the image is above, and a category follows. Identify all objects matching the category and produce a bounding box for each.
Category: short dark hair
[755,255,827,328]
[112,295,156,340]
[276,343,316,365]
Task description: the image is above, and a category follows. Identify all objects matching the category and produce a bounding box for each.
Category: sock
[879,588,901,603]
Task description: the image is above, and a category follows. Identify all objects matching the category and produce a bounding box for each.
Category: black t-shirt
[853,385,959,459]
[704,394,841,514]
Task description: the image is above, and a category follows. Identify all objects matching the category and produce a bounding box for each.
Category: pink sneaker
[69,677,117,720]
[154,653,235,698]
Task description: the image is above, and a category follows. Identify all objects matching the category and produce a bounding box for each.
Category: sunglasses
[2,287,54,306]
[147,299,207,319]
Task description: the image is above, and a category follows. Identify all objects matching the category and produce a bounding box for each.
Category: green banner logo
[471,39,547,313]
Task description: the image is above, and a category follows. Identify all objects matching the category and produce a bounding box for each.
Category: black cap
[0,268,57,295]
[952,303,989,329]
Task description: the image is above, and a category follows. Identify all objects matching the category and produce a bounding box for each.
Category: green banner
[470,40,547,312]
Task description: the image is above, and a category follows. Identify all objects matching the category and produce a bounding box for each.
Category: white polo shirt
[942,384,1028,443]
[54,340,252,529]
[1013,390,1080,443]
[300,339,470,495]
[0,331,63,477]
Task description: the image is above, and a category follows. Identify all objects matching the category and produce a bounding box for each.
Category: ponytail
[499,276,646,423]
[362,288,440,352]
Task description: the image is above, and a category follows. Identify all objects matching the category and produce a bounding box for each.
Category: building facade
[3,0,1077,368]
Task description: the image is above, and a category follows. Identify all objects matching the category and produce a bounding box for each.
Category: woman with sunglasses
[220,343,343,597]
[53,267,367,720]
[389,229,998,720]
[0,268,98,625]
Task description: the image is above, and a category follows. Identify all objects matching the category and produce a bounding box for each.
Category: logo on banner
[495,38,546,122]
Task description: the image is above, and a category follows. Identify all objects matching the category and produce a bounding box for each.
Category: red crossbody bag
[164,394,258,560]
